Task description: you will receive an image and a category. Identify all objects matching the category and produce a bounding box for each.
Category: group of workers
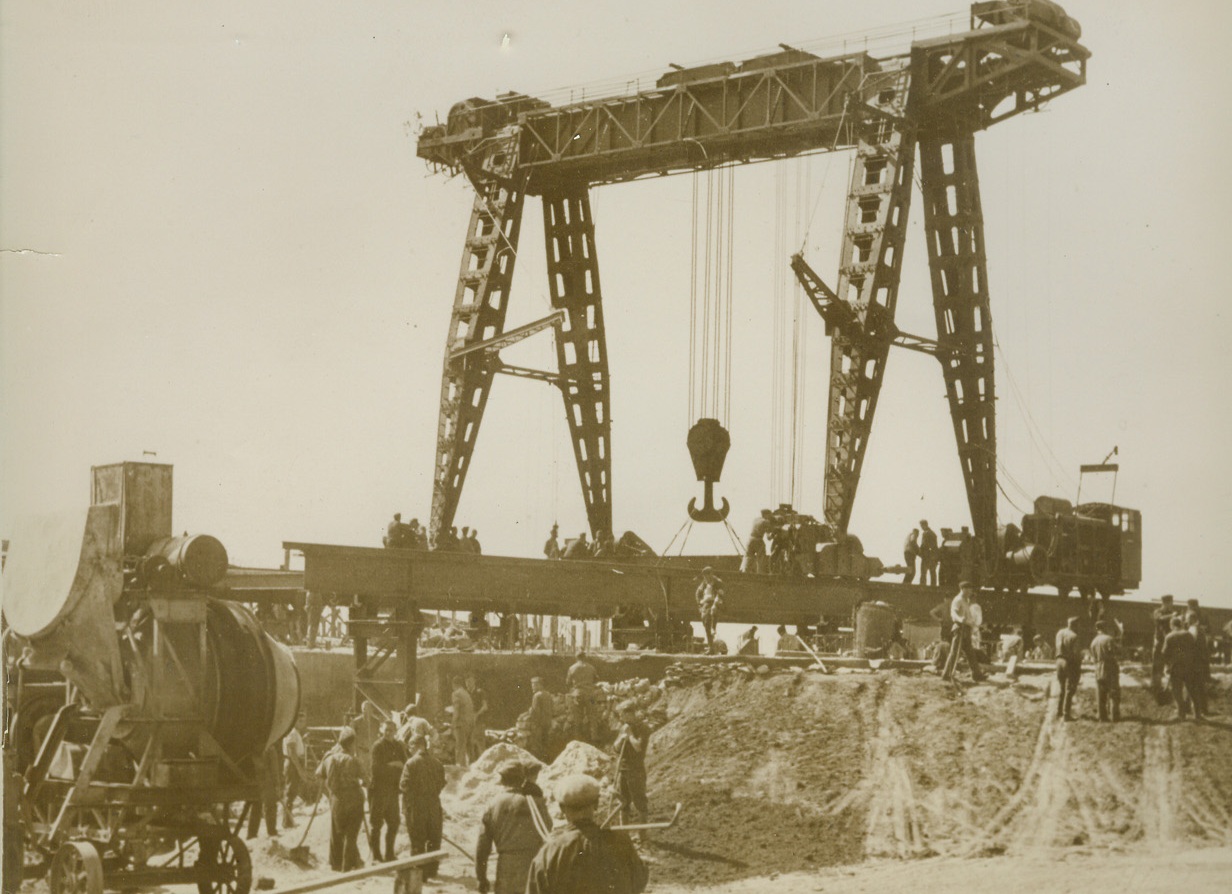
[902,520,940,586]
[542,524,620,560]
[936,581,1219,723]
[315,720,446,874]
[305,661,651,894]
[384,513,482,554]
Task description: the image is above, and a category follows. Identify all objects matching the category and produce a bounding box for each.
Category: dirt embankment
[644,668,1232,887]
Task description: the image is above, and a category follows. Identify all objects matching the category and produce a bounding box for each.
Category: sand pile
[643,669,1232,886]
[446,742,544,821]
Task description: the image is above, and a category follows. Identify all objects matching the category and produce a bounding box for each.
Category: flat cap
[338,727,356,745]
[959,580,975,589]
[1160,593,1174,601]
[556,774,601,808]
[497,760,525,785]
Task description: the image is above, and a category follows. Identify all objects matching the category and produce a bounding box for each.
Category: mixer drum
[205,600,300,759]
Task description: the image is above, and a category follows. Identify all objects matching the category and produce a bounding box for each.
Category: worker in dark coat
[526,774,648,894]
[613,701,650,825]
[246,744,285,839]
[1054,616,1082,721]
[902,528,919,584]
[369,721,408,861]
[476,761,552,894]
[1089,619,1122,722]
[1150,594,1176,694]
[317,727,365,871]
[1163,615,1203,720]
[400,734,446,878]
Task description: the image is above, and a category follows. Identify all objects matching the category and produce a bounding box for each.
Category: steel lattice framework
[416,1,1088,566]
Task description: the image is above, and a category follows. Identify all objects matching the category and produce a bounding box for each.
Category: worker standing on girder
[695,567,724,654]
[902,528,919,584]
[918,520,939,586]
[739,510,773,573]
[543,524,562,560]
[1054,616,1083,722]
[563,532,590,559]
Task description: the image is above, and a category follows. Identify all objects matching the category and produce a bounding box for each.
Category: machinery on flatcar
[2,462,298,894]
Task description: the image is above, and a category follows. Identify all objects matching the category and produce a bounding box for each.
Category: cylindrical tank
[854,601,897,658]
[145,534,229,588]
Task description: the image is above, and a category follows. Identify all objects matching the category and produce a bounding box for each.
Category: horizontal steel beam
[448,309,564,361]
[276,543,1227,642]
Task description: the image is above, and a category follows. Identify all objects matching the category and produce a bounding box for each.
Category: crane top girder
[417,2,1088,193]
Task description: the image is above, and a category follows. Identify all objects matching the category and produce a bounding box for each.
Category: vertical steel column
[919,134,998,564]
[823,117,915,533]
[429,179,527,544]
[397,601,418,709]
[542,186,613,538]
[351,599,368,714]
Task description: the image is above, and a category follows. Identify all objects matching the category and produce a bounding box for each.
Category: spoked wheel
[49,841,103,894]
[196,832,252,894]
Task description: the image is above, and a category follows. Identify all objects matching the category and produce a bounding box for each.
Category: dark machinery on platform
[2,462,299,894]
[415,2,1092,578]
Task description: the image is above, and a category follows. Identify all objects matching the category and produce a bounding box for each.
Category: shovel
[288,793,323,866]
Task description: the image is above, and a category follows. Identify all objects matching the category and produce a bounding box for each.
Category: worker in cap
[1089,618,1122,722]
[613,701,651,825]
[527,775,648,894]
[400,730,445,878]
[476,760,552,894]
[496,760,525,786]
[695,567,725,655]
[942,580,985,684]
[1151,595,1177,695]
[1054,616,1083,721]
[316,726,365,871]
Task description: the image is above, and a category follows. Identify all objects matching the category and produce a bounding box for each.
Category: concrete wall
[292,648,757,729]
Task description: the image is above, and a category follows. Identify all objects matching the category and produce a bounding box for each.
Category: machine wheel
[196,832,252,894]
[48,841,103,894]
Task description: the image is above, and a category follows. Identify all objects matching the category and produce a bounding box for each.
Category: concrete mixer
[2,462,299,894]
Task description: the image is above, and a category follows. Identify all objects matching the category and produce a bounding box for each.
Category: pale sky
[2,1,1230,607]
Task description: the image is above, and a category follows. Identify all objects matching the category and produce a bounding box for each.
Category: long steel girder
[430,172,527,542]
[919,134,998,562]
[543,187,613,537]
[822,78,915,535]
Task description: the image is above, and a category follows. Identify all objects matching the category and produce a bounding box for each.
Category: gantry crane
[416,1,1088,565]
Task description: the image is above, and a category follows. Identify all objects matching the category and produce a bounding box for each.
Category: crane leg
[543,186,613,538]
[429,179,527,543]
[823,123,915,533]
[919,134,998,567]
